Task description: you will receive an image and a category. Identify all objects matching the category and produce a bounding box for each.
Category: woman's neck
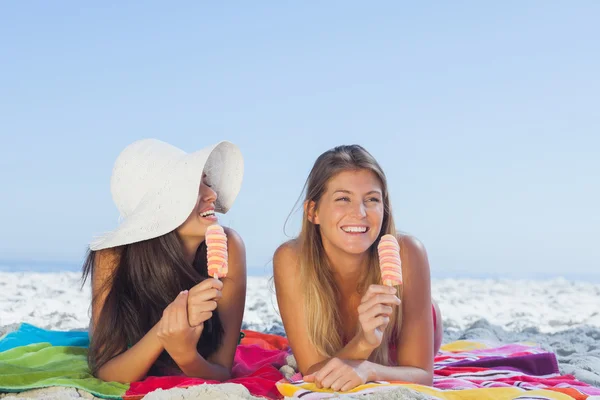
[323,242,369,296]
[181,236,205,264]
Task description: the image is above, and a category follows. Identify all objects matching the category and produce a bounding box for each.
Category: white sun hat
[89,139,244,251]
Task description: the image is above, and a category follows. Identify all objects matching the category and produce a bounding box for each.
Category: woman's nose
[201,184,218,203]
[351,202,367,218]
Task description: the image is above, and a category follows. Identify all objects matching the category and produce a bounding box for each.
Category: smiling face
[311,169,384,255]
[176,173,219,239]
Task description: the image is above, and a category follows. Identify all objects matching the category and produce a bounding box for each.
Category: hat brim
[89,141,243,251]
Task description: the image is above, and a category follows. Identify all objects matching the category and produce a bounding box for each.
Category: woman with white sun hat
[81,138,246,383]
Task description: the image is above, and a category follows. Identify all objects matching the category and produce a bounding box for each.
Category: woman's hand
[156,291,203,364]
[187,278,223,327]
[355,284,400,349]
[304,358,373,392]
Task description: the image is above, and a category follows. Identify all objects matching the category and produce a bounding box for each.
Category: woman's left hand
[156,291,203,363]
[187,278,223,327]
[303,358,372,392]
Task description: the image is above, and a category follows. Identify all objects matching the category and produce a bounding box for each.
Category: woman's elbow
[209,367,232,382]
[416,369,433,386]
[95,370,125,384]
[95,366,139,384]
[184,363,232,381]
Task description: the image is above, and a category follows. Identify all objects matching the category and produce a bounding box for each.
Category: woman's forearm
[305,335,375,375]
[96,324,164,383]
[175,352,231,381]
[364,362,433,386]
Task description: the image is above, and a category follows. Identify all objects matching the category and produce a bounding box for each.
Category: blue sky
[1,2,598,280]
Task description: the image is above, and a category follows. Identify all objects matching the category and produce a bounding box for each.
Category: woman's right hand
[355,284,401,349]
[156,291,203,364]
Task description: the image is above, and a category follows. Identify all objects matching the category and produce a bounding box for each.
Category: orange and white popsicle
[206,224,228,279]
[378,234,402,286]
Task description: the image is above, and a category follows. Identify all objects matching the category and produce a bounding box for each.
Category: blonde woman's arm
[305,236,435,390]
[274,241,387,375]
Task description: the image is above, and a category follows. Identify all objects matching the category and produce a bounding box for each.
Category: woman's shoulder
[396,233,430,276]
[223,227,245,251]
[396,234,427,255]
[273,240,302,297]
[274,239,300,263]
[273,239,301,276]
[90,248,122,296]
[93,248,121,274]
[221,227,246,277]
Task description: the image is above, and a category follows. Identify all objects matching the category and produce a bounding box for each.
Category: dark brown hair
[81,231,223,375]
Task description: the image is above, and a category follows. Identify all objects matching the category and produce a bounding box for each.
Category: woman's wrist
[172,350,202,370]
[350,335,378,358]
[357,360,377,382]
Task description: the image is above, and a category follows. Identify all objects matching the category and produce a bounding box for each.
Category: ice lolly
[206,224,228,279]
[377,234,402,286]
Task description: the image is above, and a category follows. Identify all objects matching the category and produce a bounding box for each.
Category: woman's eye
[367,197,381,203]
[335,197,350,202]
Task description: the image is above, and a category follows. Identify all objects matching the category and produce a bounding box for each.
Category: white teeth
[200,210,215,217]
[342,226,367,233]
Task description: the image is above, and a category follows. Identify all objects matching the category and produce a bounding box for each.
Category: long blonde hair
[298,144,401,365]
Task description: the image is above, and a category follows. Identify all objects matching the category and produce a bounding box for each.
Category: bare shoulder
[223,227,245,253]
[273,239,302,293]
[273,239,301,275]
[90,248,122,331]
[396,234,430,277]
[93,248,121,280]
[273,239,304,307]
[94,248,120,267]
[397,234,427,257]
[222,227,246,276]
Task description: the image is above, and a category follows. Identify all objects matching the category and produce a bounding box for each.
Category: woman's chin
[337,241,374,255]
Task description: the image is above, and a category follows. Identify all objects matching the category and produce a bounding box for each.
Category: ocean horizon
[1,258,599,283]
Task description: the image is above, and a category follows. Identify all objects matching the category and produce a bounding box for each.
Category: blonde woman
[274,145,442,392]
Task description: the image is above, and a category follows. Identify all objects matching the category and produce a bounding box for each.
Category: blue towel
[0,323,89,352]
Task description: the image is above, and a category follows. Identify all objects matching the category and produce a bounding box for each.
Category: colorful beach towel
[0,323,89,351]
[123,344,288,399]
[0,323,288,399]
[277,340,600,399]
[2,324,599,399]
[0,342,128,399]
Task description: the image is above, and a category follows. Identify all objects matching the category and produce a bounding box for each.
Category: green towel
[0,343,128,399]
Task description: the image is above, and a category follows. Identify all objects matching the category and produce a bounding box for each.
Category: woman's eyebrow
[332,189,382,195]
